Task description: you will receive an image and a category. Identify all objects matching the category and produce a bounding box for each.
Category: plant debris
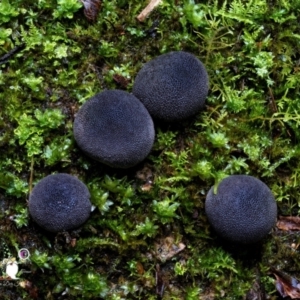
[155,264,166,297]
[246,276,266,300]
[2,0,300,298]
[136,165,154,192]
[0,43,25,65]
[153,236,186,262]
[80,0,101,21]
[19,280,39,299]
[272,268,300,299]
[137,0,162,22]
[277,216,300,231]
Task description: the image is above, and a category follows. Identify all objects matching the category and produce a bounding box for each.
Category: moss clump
[1,0,300,298]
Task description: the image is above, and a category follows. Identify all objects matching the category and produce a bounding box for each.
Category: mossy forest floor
[1,0,300,299]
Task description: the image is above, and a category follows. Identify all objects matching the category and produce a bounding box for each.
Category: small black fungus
[73,90,155,168]
[205,175,277,244]
[132,51,209,122]
[29,173,91,233]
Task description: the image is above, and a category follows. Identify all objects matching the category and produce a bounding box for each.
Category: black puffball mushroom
[205,175,277,244]
[73,90,155,168]
[132,51,209,122]
[29,173,91,233]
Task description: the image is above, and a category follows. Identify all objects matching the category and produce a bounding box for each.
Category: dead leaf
[272,268,300,299]
[113,74,130,89]
[136,261,144,275]
[70,238,77,247]
[153,236,185,262]
[80,0,101,22]
[277,216,300,231]
[136,166,154,192]
[19,280,38,299]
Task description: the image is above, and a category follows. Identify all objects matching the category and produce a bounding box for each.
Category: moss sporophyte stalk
[1,0,300,298]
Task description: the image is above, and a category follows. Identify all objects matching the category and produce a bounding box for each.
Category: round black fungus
[205,175,277,244]
[132,51,209,122]
[29,173,91,232]
[73,90,155,168]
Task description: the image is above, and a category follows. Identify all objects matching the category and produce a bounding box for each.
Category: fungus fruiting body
[29,173,91,232]
[73,90,155,168]
[132,51,209,122]
[205,175,277,244]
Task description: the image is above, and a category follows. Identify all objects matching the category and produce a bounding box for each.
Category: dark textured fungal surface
[205,175,277,244]
[3,1,300,298]
[73,90,155,168]
[29,173,91,232]
[132,51,209,122]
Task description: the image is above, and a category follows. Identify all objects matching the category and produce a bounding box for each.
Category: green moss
[1,0,300,298]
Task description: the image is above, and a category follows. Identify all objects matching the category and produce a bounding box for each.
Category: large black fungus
[73,90,155,168]
[29,173,91,232]
[205,175,277,244]
[132,51,209,122]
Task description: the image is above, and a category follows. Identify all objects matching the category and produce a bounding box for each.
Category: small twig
[155,264,165,297]
[0,44,25,65]
[29,157,34,194]
[137,0,162,22]
[268,87,278,113]
[268,87,292,137]
[103,17,115,30]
